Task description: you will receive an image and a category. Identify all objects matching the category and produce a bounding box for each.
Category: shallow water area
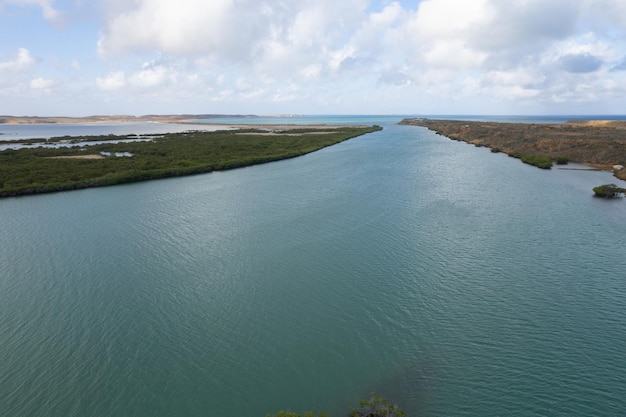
[0,121,230,141]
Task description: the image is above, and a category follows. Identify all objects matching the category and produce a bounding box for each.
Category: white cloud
[6,0,624,115]
[30,77,55,90]
[2,0,63,24]
[98,0,270,58]
[424,40,487,68]
[97,0,370,76]
[410,0,494,40]
[96,71,126,91]
[128,64,169,89]
[0,48,36,71]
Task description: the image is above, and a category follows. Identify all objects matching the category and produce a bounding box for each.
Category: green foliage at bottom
[350,395,406,417]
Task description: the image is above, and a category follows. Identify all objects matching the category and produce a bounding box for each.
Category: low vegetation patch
[0,126,381,197]
[520,154,553,169]
[266,395,404,417]
[592,184,625,198]
[400,118,626,179]
[509,152,553,169]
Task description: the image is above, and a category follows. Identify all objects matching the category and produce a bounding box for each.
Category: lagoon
[1,118,625,416]
[0,121,227,141]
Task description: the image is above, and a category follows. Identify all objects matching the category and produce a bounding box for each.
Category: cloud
[612,58,626,71]
[0,48,36,71]
[404,0,582,69]
[128,64,169,89]
[98,0,274,58]
[559,53,604,73]
[97,0,369,73]
[30,77,55,90]
[96,71,126,91]
[71,0,626,113]
[2,0,63,24]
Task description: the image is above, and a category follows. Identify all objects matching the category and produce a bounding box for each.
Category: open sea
[1,116,625,416]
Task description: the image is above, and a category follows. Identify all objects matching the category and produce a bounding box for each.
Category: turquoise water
[1,119,625,416]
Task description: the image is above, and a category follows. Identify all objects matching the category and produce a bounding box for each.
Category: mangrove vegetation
[266,395,405,417]
[592,183,625,198]
[0,126,381,197]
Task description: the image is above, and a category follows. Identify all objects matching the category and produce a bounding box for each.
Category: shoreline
[400,118,626,181]
[0,114,251,125]
[0,126,382,198]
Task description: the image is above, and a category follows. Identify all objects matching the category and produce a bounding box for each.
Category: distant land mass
[401,118,626,181]
[0,114,257,125]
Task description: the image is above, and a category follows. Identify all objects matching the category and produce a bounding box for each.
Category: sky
[1,0,626,116]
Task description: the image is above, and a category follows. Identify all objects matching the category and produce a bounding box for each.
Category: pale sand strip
[48,155,105,159]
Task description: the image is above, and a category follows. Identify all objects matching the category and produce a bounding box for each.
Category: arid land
[400,118,626,181]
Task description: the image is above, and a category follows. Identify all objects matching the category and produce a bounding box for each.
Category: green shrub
[519,153,552,169]
[266,395,404,417]
[593,184,625,198]
[350,395,405,417]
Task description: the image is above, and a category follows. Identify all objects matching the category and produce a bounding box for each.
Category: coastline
[0,115,364,140]
[0,114,248,125]
[400,118,626,181]
[0,125,382,198]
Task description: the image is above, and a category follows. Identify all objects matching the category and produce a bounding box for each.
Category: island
[0,125,381,197]
[400,118,626,181]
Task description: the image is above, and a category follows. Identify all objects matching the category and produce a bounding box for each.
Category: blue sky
[1,0,626,116]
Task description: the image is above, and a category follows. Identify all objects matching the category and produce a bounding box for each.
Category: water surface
[1,119,625,417]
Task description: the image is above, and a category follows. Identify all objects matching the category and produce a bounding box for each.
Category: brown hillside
[400,118,626,180]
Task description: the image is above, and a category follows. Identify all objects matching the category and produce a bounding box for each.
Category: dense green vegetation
[592,183,625,198]
[266,395,405,417]
[349,395,406,417]
[0,126,381,197]
[509,152,553,169]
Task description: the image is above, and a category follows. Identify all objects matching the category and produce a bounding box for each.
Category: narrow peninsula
[0,125,381,197]
[400,118,626,180]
